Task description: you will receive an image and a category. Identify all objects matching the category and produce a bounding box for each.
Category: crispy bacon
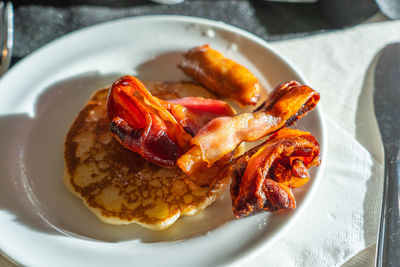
[179,44,261,106]
[177,80,320,174]
[230,128,320,218]
[107,75,235,167]
[162,96,235,136]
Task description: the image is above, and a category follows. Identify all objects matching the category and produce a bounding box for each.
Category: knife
[374,43,400,267]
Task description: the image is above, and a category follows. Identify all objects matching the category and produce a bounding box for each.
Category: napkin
[245,20,400,266]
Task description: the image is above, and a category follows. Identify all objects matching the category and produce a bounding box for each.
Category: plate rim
[0,14,327,266]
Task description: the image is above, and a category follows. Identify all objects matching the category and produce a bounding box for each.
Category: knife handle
[376,145,400,267]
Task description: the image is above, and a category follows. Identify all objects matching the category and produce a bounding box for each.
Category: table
[0,1,388,266]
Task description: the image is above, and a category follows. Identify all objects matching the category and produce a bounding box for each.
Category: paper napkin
[246,20,400,266]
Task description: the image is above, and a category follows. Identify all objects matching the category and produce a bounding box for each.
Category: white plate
[0,16,326,266]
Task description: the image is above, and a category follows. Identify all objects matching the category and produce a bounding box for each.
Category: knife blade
[374,43,400,267]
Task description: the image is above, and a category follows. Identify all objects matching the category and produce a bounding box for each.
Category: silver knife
[374,43,400,267]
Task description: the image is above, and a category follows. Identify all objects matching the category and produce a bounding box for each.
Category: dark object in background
[321,0,380,27]
[12,0,150,6]
[251,0,379,36]
[11,0,379,65]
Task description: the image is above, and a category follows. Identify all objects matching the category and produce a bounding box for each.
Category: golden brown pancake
[63,81,231,231]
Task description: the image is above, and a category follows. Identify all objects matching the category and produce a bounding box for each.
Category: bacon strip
[177,81,320,174]
[162,97,235,136]
[179,44,261,106]
[107,75,235,167]
[230,128,320,218]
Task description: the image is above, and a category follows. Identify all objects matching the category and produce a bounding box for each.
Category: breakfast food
[107,76,235,168]
[229,128,321,218]
[63,45,322,230]
[63,81,234,230]
[179,44,261,106]
[177,81,320,175]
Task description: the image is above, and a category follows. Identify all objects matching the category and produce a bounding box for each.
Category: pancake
[63,81,232,231]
